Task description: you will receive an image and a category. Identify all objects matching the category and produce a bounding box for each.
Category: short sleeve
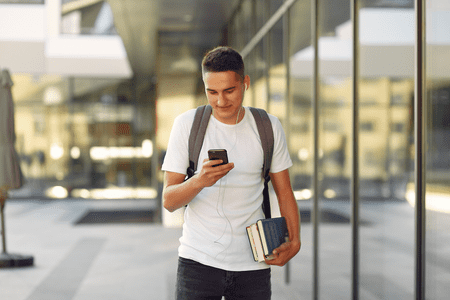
[161,109,196,175]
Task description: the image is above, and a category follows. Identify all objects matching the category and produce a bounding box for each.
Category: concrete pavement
[0,198,420,299]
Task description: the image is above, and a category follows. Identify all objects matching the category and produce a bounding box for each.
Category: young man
[162,46,300,299]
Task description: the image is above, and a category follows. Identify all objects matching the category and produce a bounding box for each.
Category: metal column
[351,1,360,299]
[263,0,271,112]
[283,2,292,285]
[414,0,426,299]
[312,0,320,299]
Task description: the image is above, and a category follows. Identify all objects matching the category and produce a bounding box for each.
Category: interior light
[136,188,158,199]
[294,189,312,200]
[142,139,153,158]
[301,189,312,199]
[108,147,120,158]
[72,188,90,199]
[44,86,62,105]
[324,189,337,199]
[70,146,81,159]
[297,148,309,161]
[82,187,158,199]
[50,143,64,160]
[45,186,68,199]
[90,146,153,160]
[90,147,109,160]
[120,147,135,158]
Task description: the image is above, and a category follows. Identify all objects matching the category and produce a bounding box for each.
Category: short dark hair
[201,46,245,80]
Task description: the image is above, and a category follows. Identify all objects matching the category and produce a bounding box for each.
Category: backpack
[186,104,274,219]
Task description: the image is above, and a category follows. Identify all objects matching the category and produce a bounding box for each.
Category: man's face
[203,70,250,125]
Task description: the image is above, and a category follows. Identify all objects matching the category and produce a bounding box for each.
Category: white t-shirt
[162,106,293,271]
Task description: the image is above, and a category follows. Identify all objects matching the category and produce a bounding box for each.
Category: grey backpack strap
[250,107,274,219]
[187,105,212,180]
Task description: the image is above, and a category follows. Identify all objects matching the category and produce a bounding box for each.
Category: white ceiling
[106,0,233,76]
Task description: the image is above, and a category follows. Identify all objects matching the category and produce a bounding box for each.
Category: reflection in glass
[357,3,415,299]
[425,2,450,299]
[11,75,155,199]
[61,0,117,35]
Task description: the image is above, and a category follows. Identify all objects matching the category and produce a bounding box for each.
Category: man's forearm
[270,170,301,244]
[163,161,235,212]
[280,194,301,245]
[163,174,204,212]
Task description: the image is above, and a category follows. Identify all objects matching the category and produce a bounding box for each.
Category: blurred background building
[1,0,449,298]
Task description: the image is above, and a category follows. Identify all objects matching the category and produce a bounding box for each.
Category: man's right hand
[195,158,234,188]
[162,159,234,212]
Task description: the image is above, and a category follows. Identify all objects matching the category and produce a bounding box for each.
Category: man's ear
[244,75,250,90]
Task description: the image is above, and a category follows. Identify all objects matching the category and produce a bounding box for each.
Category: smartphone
[208,149,229,167]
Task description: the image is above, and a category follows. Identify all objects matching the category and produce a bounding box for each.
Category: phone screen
[208,149,228,166]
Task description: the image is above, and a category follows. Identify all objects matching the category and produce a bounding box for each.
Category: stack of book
[246,217,289,262]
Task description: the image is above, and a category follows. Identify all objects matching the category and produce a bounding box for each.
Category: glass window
[315,2,352,296]
[12,76,155,199]
[225,0,445,297]
[359,1,415,298]
[425,2,450,298]
[287,0,314,297]
[61,0,117,35]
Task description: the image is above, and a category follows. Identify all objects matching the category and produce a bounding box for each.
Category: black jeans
[176,257,271,300]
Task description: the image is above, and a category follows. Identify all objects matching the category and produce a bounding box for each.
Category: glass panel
[315,1,352,297]
[425,1,450,299]
[11,76,155,200]
[359,0,415,298]
[240,0,253,47]
[287,0,314,298]
[267,17,284,121]
[234,11,244,49]
[61,0,117,35]
[243,40,264,109]
[248,0,266,93]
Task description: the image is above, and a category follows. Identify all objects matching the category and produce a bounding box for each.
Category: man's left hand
[264,240,301,267]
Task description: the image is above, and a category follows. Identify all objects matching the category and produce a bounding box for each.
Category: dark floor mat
[75,210,155,225]
[75,209,361,225]
[300,209,369,225]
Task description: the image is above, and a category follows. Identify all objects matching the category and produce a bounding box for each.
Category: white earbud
[245,84,248,90]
